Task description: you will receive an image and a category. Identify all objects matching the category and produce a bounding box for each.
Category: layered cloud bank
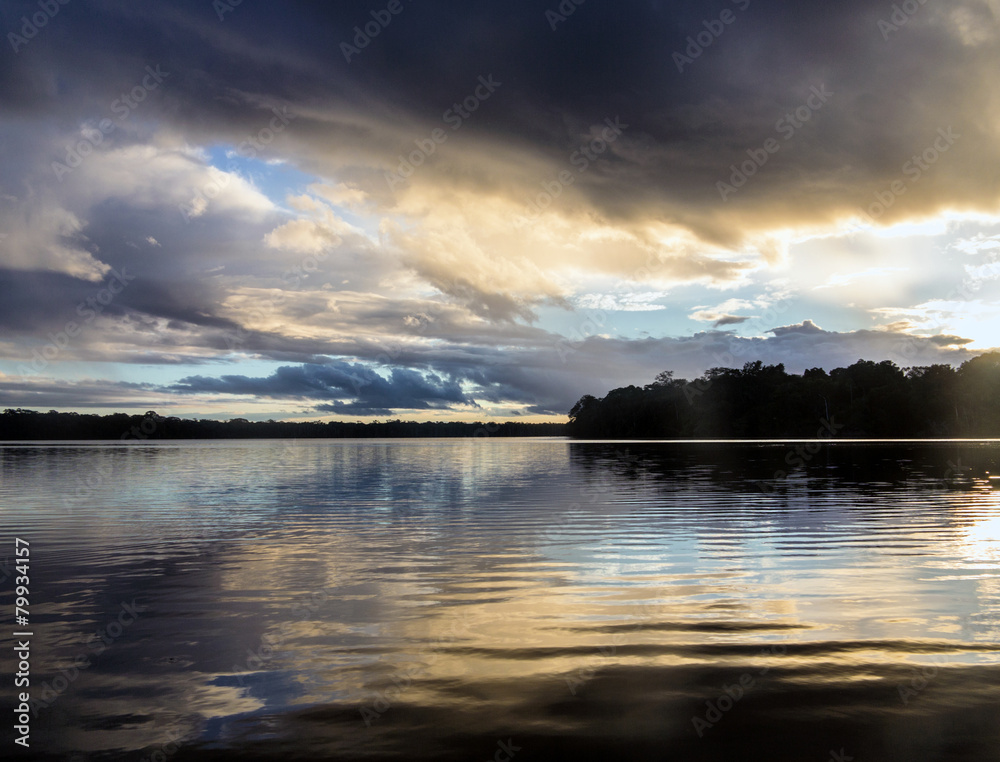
[1,0,998,419]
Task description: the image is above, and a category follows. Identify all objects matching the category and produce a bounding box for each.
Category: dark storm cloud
[0,376,167,409]
[713,315,751,328]
[171,361,472,416]
[0,266,242,338]
[769,319,826,338]
[3,0,994,239]
[0,269,125,332]
[929,334,974,346]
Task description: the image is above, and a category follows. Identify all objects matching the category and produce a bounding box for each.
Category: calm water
[2,439,1000,761]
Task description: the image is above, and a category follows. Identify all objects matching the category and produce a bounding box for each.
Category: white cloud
[61,143,274,220]
[873,299,1000,350]
[574,292,669,312]
[952,233,1000,256]
[0,202,110,281]
[813,267,909,290]
[309,182,370,209]
[264,219,342,254]
[690,298,756,325]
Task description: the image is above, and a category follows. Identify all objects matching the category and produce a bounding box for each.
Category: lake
[2,438,1000,761]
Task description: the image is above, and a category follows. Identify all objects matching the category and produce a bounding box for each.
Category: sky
[1,0,999,422]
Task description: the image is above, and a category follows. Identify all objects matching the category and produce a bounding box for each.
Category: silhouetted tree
[567,353,1000,439]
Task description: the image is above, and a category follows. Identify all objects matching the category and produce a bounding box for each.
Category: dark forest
[568,353,1000,439]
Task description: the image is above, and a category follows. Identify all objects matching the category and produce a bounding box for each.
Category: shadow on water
[29,657,1000,761]
[568,440,1000,493]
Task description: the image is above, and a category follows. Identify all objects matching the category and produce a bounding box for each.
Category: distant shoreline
[0,409,566,440]
[7,408,1000,443]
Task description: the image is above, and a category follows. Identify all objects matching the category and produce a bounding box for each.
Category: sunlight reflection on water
[2,439,1000,761]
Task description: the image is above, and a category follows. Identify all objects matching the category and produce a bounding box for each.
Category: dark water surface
[2,439,1000,761]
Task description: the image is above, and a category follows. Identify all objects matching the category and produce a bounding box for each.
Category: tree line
[0,410,566,440]
[8,353,1000,441]
[568,353,1000,439]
